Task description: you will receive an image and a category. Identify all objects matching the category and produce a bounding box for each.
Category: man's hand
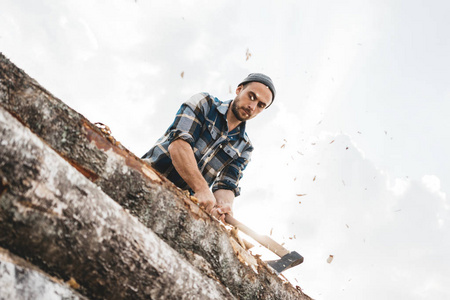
[168,140,236,218]
[194,188,216,214]
[211,203,232,223]
[212,189,235,223]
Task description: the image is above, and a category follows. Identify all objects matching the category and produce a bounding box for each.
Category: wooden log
[0,52,311,300]
[0,247,88,300]
[0,107,234,300]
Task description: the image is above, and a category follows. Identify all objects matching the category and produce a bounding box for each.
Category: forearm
[168,139,209,193]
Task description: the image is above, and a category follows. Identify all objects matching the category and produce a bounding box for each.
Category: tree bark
[0,247,88,300]
[0,107,235,300]
[0,52,311,299]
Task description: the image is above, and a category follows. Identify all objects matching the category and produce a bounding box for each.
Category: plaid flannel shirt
[142,92,253,196]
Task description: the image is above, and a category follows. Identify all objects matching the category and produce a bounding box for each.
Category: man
[142,73,275,222]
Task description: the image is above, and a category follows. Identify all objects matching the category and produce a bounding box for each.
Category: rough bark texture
[0,247,88,300]
[0,107,235,300]
[0,52,311,299]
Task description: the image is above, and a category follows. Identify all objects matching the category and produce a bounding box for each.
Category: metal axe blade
[266,251,304,274]
[224,215,304,273]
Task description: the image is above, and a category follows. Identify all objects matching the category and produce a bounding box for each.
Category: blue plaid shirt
[142,92,253,196]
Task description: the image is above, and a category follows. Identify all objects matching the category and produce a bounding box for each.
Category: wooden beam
[0,107,234,300]
[0,247,89,300]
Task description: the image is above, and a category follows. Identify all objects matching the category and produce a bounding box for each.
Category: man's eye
[250,95,255,101]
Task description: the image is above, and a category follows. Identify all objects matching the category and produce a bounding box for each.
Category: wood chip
[327,255,334,264]
[67,277,80,289]
[245,48,252,61]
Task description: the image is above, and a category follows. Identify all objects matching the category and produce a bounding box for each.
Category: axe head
[266,251,304,274]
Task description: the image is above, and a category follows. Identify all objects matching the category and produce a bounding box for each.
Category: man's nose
[248,101,257,111]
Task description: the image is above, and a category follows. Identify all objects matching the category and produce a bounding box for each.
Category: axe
[225,215,304,274]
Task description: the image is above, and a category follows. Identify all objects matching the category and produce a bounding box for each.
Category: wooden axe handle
[225,215,290,257]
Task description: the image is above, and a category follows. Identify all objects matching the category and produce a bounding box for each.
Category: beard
[231,99,251,122]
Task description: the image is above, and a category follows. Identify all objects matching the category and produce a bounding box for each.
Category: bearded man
[142,73,275,222]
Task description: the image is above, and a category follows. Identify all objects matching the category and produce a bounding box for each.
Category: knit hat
[238,73,276,106]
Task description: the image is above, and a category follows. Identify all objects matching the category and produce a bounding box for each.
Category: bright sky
[1,0,449,299]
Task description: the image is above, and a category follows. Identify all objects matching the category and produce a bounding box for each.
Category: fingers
[210,207,220,220]
[205,201,216,214]
[211,208,225,223]
[199,198,215,213]
[217,206,232,215]
[194,190,217,213]
[219,214,226,223]
[211,204,233,223]
[193,189,233,221]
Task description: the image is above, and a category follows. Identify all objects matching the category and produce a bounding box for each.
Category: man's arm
[212,189,234,223]
[168,139,216,213]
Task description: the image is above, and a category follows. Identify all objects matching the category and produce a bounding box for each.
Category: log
[0,52,311,299]
[0,247,88,300]
[0,107,234,300]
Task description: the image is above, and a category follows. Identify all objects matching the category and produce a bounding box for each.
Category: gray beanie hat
[238,73,276,106]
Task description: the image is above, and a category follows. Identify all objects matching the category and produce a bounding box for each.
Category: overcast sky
[1,0,450,299]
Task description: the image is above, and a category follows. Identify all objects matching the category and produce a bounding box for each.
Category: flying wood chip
[296,194,307,197]
[313,176,316,181]
[327,255,334,264]
[180,71,184,78]
[245,48,252,61]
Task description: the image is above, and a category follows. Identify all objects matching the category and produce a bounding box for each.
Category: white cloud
[422,175,446,199]
[388,177,411,196]
[2,1,450,299]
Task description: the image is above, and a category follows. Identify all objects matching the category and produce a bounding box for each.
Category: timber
[0,247,89,300]
[0,107,235,299]
[0,52,311,299]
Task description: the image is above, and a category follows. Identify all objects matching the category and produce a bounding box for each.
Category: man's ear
[235,84,243,95]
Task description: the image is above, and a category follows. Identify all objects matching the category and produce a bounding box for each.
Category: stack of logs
[0,52,311,300]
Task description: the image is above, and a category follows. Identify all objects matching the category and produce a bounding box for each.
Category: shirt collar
[216,99,230,116]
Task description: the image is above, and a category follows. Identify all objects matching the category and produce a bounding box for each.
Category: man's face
[231,82,273,122]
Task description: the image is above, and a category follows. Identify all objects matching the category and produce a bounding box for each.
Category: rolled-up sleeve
[166,94,208,147]
[212,145,253,197]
